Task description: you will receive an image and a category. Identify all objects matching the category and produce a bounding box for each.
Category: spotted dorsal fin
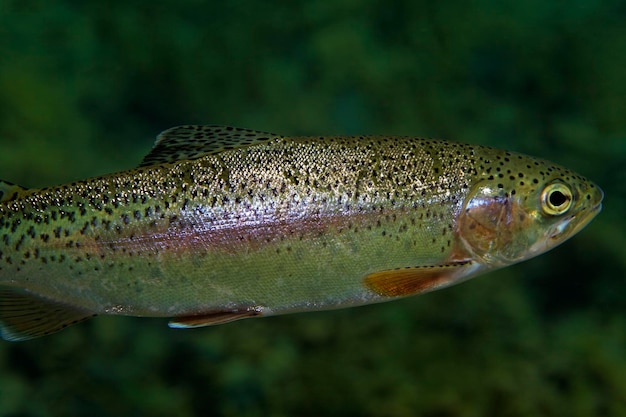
[0,181,28,203]
[139,125,281,167]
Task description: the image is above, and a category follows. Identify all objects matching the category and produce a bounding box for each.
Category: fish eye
[541,182,573,215]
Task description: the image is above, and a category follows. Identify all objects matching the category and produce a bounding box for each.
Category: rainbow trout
[0,126,603,341]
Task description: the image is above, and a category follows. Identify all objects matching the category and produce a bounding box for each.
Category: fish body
[0,126,603,340]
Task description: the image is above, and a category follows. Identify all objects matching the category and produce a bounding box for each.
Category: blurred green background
[0,1,624,416]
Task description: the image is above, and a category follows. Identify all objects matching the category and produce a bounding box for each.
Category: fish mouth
[549,201,602,242]
[576,201,602,232]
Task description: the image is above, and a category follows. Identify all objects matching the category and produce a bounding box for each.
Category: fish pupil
[549,190,567,207]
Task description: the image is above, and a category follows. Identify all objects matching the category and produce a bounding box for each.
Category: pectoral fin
[0,288,96,341]
[364,261,479,297]
[168,307,264,329]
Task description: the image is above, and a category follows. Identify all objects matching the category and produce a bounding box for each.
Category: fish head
[457,153,603,266]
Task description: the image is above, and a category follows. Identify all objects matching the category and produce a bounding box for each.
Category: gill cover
[457,181,535,264]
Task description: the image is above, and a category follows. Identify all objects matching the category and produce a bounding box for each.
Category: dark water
[0,1,624,416]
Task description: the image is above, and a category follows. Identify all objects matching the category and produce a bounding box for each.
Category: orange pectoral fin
[364,261,476,297]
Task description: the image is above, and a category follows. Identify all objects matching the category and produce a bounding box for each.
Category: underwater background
[0,1,624,416]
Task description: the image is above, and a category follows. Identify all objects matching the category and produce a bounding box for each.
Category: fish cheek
[458,198,502,257]
[459,189,536,261]
[457,186,521,259]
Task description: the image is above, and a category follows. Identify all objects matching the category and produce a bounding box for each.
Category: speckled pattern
[0,127,603,339]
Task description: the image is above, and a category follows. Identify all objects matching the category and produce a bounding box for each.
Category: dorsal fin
[0,181,28,203]
[139,125,281,167]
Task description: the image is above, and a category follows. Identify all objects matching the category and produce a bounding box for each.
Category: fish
[0,125,603,341]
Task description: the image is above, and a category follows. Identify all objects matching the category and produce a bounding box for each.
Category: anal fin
[168,307,264,329]
[364,261,478,297]
[0,288,96,341]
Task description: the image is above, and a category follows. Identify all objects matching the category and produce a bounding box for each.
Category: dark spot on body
[15,235,25,251]
[10,219,20,233]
